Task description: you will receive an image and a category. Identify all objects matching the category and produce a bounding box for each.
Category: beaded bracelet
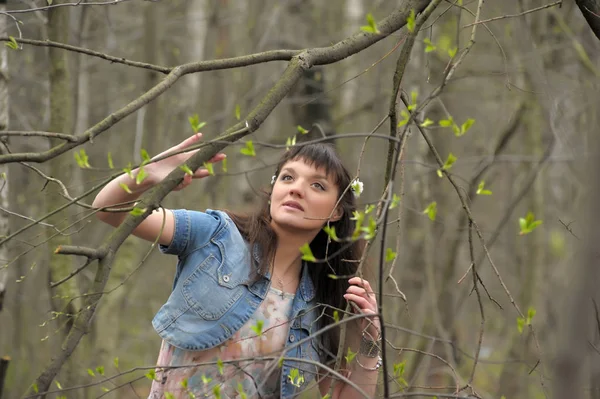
[359,332,381,358]
[356,355,383,371]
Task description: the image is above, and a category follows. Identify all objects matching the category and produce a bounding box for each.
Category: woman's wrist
[358,331,381,358]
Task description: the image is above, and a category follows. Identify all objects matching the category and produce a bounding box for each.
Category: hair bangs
[278,144,349,189]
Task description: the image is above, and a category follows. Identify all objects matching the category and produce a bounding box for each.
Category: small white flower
[271,174,277,185]
[351,179,363,198]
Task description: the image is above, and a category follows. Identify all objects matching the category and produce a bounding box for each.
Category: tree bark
[46,0,79,336]
[0,0,9,314]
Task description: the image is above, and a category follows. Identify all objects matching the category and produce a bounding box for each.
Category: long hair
[225,143,364,359]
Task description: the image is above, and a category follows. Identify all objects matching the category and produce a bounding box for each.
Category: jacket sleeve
[158,209,224,258]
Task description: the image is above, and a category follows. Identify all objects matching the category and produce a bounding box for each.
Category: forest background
[0,0,599,398]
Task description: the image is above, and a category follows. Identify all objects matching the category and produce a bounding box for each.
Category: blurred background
[1,0,599,398]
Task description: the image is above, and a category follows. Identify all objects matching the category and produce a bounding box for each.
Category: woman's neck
[272,230,314,279]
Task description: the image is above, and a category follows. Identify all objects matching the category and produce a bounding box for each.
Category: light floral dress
[148,287,295,399]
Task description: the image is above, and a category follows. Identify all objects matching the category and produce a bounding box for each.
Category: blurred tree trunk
[0,0,9,314]
[187,0,209,97]
[142,2,165,156]
[46,0,79,335]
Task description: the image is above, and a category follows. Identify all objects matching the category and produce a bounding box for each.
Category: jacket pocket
[182,253,245,320]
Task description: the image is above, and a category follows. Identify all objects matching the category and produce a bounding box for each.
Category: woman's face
[269,158,342,235]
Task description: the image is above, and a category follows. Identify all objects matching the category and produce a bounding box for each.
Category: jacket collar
[298,261,315,302]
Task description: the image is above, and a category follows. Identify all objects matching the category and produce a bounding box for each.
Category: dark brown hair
[226,143,364,360]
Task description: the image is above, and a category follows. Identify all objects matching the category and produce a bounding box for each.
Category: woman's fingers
[343,293,371,310]
[178,132,203,149]
[191,153,226,178]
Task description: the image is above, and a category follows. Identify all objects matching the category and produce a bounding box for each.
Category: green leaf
[452,124,461,136]
[351,210,365,239]
[234,104,241,120]
[5,36,19,50]
[397,110,410,127]
[201,374,212,385]
[297,125,309,134]
[460,118,475,135]
[74,149,91,168]
[221,157,228,173]
[240,140,256,157]
[180,164,193,176]
[390,193,401,209]
[285,135,297,150]
[188,114,206,133]
[140,149,151,163]
[165,393,175,399]
[517,316,525,334]
[441,152,457,171]
[299,243,316,262]
[364,204,375,214]
[360,12,380,34]
[136,165,148,185]
[439,116,454,127]
[287,368,305,387]
[213,385,221,399]
[448,47,458,58]
[203,162,214,176]
[333,310,340,323]
[360,216,377,240]
[527,307,536,324]
[180,378,188,389]
[32,384,39,393]
[217,358,224,375]
[250,319,264,336]
[47,0,53,5]
[113,357,119,368]
[345,347,357,364]
[102,387,110,392]
[237,382,248,399]
[322,395,331,399]
[424,38,437,52]
[420,118,434,127]
[87,368,95,377]
[423,202,437,221]
[476,181,492,195]
[122,163,133,178]
[119,183,132,194]
[393,361,406,378]
[107,152,114,169]
[385,248,397,262]
[519,212,543,235]
[96,365,105,375]
[406,9,416,33]
[130,207,146,217]
[323,225,339,242]
[55,380,62,389]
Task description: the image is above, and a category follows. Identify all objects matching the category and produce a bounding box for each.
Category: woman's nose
[289,182,304,197]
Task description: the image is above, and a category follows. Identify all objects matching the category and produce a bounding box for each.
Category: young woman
[93,134,381,399]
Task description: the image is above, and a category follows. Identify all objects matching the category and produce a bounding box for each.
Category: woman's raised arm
[92,133,225,246]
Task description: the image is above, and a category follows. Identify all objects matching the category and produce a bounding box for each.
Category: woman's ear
[331,206,343,222]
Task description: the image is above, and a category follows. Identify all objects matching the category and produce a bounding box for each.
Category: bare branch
[462,1,562,28]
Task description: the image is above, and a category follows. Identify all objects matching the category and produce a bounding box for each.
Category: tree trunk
[46,0,78,329]
[0,0,9,315]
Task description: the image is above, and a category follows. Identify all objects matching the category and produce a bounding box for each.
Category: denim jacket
[152,209,323,398]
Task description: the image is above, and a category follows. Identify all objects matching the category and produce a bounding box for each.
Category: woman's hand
[344,277,381,341]
[144,133,226,190]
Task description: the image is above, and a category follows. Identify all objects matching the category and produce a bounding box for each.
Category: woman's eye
[313,183,325,190]
[281,175,292,181]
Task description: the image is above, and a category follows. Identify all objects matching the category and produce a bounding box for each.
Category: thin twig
[463,1,562,28]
